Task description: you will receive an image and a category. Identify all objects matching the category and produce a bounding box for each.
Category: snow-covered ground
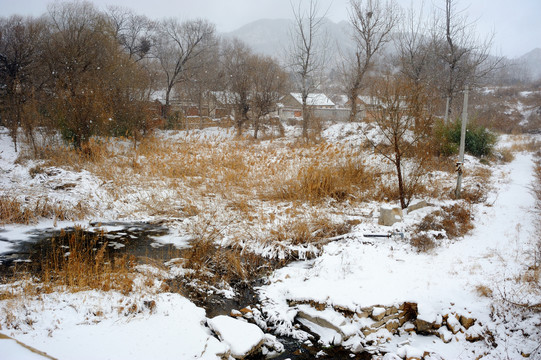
[258,151,540,358]
[1,124,540,359]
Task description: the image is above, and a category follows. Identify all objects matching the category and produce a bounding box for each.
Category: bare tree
[365,74,434,209]
[345,0,399,122]
[153,18,215,117]
[432,0,501,121]
[222,38,253,137]
[106,6,154,62]
[250,55,288,139]
[395,4,432,87]
[0,15,46,152]
[288,0,328,139]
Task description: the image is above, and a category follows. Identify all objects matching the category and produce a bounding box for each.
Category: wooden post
[455,86,468,199]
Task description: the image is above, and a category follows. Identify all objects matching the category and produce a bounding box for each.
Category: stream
[0,222,370,359]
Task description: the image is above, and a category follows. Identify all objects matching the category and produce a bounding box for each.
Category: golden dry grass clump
[0,196,86,225]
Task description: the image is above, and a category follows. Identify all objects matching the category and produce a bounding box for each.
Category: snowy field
[0,124,540,359]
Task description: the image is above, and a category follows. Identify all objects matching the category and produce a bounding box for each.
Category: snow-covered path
[259,153,539,358]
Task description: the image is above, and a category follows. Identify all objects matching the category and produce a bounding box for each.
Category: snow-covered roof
[334,95,349,106]
[210,91,239,105]
[290,93,334,106]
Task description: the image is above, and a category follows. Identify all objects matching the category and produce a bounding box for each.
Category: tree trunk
[253,117,260,139]
[348,88,359,122]
[302,102,309,139]
[164,85,172,119]
[394,144,406,209]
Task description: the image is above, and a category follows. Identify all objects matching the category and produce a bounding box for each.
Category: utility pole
[455,86,468,199]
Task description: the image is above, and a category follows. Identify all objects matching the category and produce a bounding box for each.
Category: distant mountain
[517,48,541,81]
[223,18,356,65]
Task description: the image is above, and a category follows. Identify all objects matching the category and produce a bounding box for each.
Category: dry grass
[265,143,375,203]
[410,233,437,253]
[410,202,474,252]
[26,135,383,208]
[0,196,86,225]
[475,284,494,298]
[414,202,474,242]
[269,215,351,246]
[0,227,138,300]
[495,147,515,163]
[38,228,134,294]
[46,230,133,293]
[509,138,540,153]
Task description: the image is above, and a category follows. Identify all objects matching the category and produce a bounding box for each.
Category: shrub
[434,120,497,158]
[410,233,436,252]
[413,202,474,251]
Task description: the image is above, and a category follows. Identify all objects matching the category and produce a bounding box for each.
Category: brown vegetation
[0,196,86,225]
[1,228,136,297]
[411,202,474,251]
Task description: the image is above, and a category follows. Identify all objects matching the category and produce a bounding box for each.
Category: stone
[378,206,403,226]
[371,307,387,321]
[459,314,476,329]
[371,314,400,329]
[207,315,265,359]
[407,200,428,213]
[385,319,400,333]
[403,321,416,332]
[361,327,378,336]
[356,311,370,319]
[446,314,462,334]
[230,309,242,317]
[415,318,436,334]
[386,305,399,316]
[297,308,343,335]
[434,314,443,330]
[438,327,453,343]
[350,342,365,354]
[465,324,484,342]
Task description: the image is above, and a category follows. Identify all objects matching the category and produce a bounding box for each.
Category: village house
[278,92,351,121]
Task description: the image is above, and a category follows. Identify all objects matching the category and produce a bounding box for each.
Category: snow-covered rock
[207,315,265,359]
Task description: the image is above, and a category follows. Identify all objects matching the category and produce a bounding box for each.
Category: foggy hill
[223,18,356,64]
[517,48,541,81]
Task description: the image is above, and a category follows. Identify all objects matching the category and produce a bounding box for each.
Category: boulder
[378,206,403,226]
[207,315,265,359]
[371,307,387,321]
[385,319,400,333]
[407,200,428,213]
[403,321,416,332]
[415,318,436,334]
[465,324,484,342]
[446,314,462,334]
[459,314,476,329]
[438,327,453,343]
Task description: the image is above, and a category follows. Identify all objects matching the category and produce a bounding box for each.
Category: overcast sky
[1,0,539,58]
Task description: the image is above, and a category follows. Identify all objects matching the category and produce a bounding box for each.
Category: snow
[149,233,194,249]
[289,92,335,107]
[0,337,51,360]
[1,123,540,359]
[207,315,264,358]
[1,292,227,360]
[297,317,342,345]
[258,152,541,358]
